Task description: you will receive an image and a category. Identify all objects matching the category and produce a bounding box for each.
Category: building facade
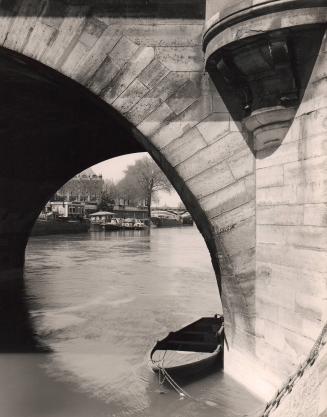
[54,168,104,205]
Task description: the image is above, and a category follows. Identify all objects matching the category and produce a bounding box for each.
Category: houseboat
[89,211,115,228]
[134,220,146,230]
[103,217,122,231]
[151,210,183,227]
[121,218,135,230]
[32,201,90,236]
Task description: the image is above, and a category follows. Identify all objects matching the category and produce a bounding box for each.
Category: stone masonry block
[304,203,327,226]
[122,23,203,47]
[155,46,203,71]
[137,102,174,138]
[282,115,302,145]
[103,46,154,103]
[296,269,326,298]
[302,107,327,139]
[109,36,139,69]
[284,329,313,361]
[41,9,87,69]
[147,71,190,101]
[220,217,255,257]
[256,165,284,189]
[304,181,327,204]
[126,97,162,126]
[304,133,327,159]
[161,126,207,167]
[23,22,58,60]
[0,4,21,44]
[113,79,148,114]
[257,184,303,206]
[87,56,120,94]
[255,317,265,339]
[61,17,107,74]
[138,58,169,90]
[227,148,254,180]
[295,293,322,322]
[256,140,300,169]
[243,174,255,200]
[298,84,327,117]
[229,247,255,277]
[257,274,296,312]
[200,179,251,219]
[71,27,121,81]
[166,79,201,115]
[79,17,109,48]
[264,320,285,351]
[279,307,303,335]
[197,112,230,144]
[257,224,288,245]
[189,71,212,96]
[301,318,322,341]
[257,262,297,288]
[257,205,304,226]
[284,156,327,185]
[291,225,327,251]
[211,200,255,232]
[186,160,235,200]
[4,0,45,52]
[151,95,212,148]
[211,87,228,113]
[126,72,190,125]
[176,131,246,181]
[259,224,327,251]
[256,297,279,324]
[312,49,327,83]
[257,243,327,273]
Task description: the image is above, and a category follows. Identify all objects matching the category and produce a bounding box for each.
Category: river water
[0,226,263,417]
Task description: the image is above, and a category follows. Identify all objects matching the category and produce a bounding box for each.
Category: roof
[89,211,114,216]
[80,167,96,176]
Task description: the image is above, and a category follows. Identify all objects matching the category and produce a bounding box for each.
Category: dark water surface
[0,227,263,417]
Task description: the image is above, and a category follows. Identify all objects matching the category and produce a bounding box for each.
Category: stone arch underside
[1,0,326,403]
[0,0,256,353]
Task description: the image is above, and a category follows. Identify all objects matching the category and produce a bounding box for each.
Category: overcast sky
[91,152,182,207]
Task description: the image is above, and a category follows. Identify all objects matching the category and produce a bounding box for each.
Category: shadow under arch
[0,46,222,350]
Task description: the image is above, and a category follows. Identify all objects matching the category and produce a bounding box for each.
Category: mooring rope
[151,347,222,408]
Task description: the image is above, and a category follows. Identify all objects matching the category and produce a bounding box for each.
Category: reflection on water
[0,269,48,353]
[0,227,263,416]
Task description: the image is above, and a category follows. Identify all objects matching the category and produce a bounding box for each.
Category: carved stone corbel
[203,2,326,155]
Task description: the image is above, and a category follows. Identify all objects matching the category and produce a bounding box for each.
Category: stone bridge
[0,1,326,415]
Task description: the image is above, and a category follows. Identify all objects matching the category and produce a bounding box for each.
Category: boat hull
[31,219,90,236]
[150,217,182,227]
[150,348,222,379]
[103,223,122,231]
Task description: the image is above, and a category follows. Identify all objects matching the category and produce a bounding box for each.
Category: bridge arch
[0,1,255,358]
[0,44,219,275]
[1,1,327,406]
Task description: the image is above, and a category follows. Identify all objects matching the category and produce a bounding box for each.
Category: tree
[97,179,117,211]
[117,156,172,218]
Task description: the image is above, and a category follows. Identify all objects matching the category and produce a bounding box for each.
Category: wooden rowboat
[149,315,224,379]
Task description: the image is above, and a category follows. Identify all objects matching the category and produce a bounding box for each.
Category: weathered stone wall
[266,338,327,417]
[203,0,327,403]
[0,0,256,356]
[0,1,326,409]
[255,31,327,384]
